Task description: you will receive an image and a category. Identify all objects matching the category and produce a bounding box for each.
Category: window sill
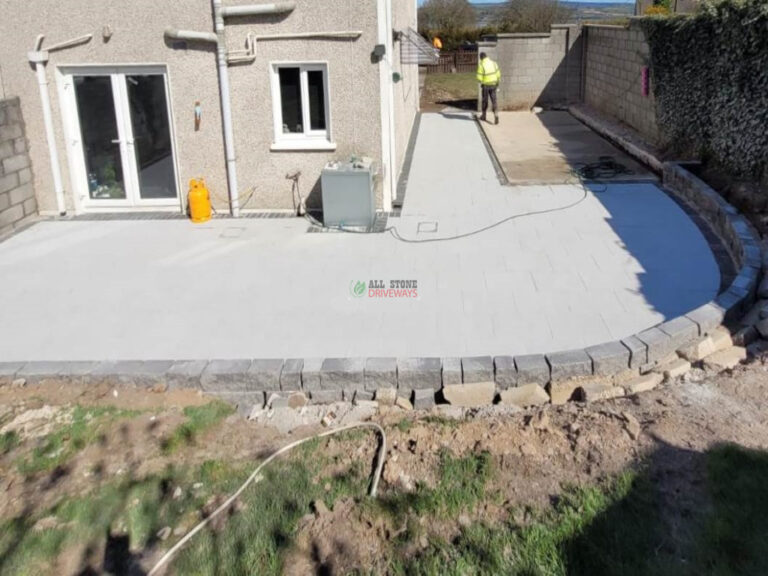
[271,140,337,152]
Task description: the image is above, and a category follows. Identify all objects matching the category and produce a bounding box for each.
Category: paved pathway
[0,113,720,361]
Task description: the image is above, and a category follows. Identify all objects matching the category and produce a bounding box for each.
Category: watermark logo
[350,280,367,298]
[349,279,419,299]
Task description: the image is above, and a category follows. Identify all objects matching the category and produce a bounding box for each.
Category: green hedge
[640,0,768,182]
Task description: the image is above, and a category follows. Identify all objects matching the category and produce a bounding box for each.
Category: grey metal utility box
[321,158,375,229]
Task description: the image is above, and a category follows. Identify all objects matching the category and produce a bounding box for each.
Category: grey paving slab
[0,113,721,361]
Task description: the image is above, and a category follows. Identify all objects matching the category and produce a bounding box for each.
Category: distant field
[474,1,634,26]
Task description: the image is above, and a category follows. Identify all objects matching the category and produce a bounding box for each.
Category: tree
[495,0,573,33]
[418,0,476,34]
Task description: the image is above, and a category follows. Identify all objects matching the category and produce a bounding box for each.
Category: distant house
[0,0,426,216]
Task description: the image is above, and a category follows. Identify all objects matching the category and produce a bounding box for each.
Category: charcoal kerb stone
[461,356,493,383]
[311,389,343,404]
[201,359,252,391]
[547,349,592,381]
[636,328,674,364]
[586,341,630,376]
[90,360,174,387]
[494,356,517,389]
[364,357,397,391]
[413,388,436,410]
[280,358,303,391]
[514,355,550,385]
[397,357,442,391]
[658,317,699,350]
[167,360,207,389]
[685,303,726,336]
[301,358,323,391]
[247,359,283,392]
[16,361,67,378]
[0,362,24,380]
[621,335,648,369]
[321,358,365,391]
[441,357,462,385]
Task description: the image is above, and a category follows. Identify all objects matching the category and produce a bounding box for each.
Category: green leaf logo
[350,280,366,298]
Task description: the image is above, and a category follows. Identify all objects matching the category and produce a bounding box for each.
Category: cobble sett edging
[1,166,763,413]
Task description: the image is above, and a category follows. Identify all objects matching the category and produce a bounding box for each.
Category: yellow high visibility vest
[476,57,501,86]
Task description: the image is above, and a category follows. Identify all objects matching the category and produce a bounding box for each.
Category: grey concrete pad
[397,357,442,391]
[480,111,654,184]
[442,357,462,385]
[515,354,550,385]
[494,356,517,389]
[201,359,251,392]
[247,359,283,392]
[547,349,593,381]
[585,342,630,376]
[321,358,365,391]
[0,113,720,361]
[364,357,397,391]
[280,358,303,391]
[462,356,493,383]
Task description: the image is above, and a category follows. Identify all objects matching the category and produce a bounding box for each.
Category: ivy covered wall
[640,0,768,183]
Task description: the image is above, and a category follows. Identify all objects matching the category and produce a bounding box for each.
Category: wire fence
[424,51,478,75]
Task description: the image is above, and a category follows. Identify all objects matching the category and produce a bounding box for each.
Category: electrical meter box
[321,158,376,229]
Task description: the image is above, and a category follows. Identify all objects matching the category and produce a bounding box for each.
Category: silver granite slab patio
[0,113,720,361]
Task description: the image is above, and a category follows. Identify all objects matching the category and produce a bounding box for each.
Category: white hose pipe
[147,421,387,576]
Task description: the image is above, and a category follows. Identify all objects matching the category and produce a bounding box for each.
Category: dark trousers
[481,85,498,116]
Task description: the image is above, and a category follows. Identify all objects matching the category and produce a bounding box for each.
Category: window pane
[127,75,178,199]
[307,70,326,131]
[278,68,303,134]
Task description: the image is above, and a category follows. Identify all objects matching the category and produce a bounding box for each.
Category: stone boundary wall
[582,21,659,145]
[478,25,582,111]
[0,97,36,237]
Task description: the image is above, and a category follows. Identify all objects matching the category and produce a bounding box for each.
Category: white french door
[59,66,180,211]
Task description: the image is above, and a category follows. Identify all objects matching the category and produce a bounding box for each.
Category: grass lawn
[422,72,477,110]
[2,401,768,575]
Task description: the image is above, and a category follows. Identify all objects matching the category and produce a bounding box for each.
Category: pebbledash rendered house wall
[0,0,418,215]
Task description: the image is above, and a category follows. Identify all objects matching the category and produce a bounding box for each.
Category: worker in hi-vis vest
[477,52,501,125]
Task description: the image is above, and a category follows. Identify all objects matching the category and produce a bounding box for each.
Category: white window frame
[269,62,335,152]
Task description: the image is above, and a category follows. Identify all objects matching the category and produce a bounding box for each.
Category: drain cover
[417,221,438,234]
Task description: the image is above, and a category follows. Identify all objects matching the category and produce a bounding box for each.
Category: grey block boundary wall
[1,159,762,413]
[0,98,36,239]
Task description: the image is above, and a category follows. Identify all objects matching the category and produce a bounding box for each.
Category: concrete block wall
[582,21,659,144]
[0,97,36,237]
[478,25,582,111]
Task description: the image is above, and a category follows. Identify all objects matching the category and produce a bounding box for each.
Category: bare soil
[2,353,768,574]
